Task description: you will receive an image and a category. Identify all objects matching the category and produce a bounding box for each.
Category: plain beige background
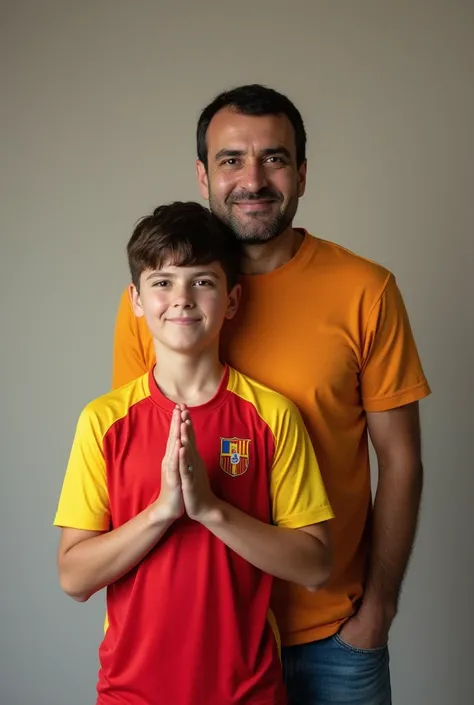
[1,1,473,704]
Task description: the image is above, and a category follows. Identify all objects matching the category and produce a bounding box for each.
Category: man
[112,85,431,705]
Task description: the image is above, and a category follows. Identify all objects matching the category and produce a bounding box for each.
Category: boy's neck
[152,344,225,407]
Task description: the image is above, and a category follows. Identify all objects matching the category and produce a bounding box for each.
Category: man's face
[196,108,306,244]
[130,261,240,355]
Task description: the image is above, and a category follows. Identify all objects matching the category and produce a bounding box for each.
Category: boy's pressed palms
[178,406,218,522]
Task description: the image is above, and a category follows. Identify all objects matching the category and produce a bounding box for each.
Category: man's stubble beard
[208,190,300,245]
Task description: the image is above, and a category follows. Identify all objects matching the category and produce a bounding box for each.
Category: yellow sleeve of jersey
[53,404,110,531]
[269,399,334,529]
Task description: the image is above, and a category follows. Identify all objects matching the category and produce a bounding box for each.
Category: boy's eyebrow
[192,270,221,278]
[214,146,292,161]
[145,269,221,279]
[146,270,173,280]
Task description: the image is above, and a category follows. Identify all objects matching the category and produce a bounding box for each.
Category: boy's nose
[173,287,195,308]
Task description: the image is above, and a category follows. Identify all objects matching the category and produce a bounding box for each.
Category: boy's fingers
[165,407,180,456]
[165,439,180,483]
[171,438,180,467]
[186,416,197,444]
[181,420,190,446]
[173,406,182,434]
[185,419,198,457]
[169,440,183,487]
[178,446,194,486]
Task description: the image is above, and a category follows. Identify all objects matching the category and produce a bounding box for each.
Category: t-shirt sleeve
[112,287,149,390]
[360,273,431,412]
[53,405,110,531]
[270,402,334,529]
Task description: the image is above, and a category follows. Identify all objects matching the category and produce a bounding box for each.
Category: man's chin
[231,221,287,244]
[222,213,277,242]
[235,232,281,244]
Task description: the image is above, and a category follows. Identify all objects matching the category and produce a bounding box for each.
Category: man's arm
[340,401,423,647]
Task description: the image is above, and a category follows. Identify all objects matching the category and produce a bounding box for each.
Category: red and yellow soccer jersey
[54,365,333,705]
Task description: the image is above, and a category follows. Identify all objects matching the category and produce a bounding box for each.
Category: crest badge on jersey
[220,437,251,477]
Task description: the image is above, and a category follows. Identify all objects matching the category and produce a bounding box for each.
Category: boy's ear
[225,283,241,320]
[129,283,144,318]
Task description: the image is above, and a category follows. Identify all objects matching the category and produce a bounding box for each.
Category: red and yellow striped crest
[220,437,251,477]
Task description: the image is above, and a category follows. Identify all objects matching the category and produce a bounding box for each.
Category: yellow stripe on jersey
[228,369,334,529]
[267,608,281,660]
[53,374,150,531]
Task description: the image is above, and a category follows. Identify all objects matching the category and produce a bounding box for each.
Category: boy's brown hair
[127,201,241,291]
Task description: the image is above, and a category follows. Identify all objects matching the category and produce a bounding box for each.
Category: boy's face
[130,261,240,355]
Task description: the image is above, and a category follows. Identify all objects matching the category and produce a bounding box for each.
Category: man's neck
[153,344,225,406]
[241,227,304,275]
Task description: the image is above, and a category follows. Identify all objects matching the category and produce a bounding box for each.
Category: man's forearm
[363,457,423,618]
[201,500,331,588]
[59,504,174,601]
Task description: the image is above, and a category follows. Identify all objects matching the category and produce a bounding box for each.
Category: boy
[54,201,333,705]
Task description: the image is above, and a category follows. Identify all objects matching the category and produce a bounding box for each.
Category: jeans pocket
[333,633,388,655]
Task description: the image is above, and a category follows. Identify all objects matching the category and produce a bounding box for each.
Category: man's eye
[223,158,238,166]
[265,156,284,164]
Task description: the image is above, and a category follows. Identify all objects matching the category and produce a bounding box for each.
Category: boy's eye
[152,280,169,287]
[194,279,214,287]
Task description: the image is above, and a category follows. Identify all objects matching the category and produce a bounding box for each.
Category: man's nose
[239,161,268,193]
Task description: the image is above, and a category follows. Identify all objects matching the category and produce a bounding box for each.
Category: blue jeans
[282,634,391,705]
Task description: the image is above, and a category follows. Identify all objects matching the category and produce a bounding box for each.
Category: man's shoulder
[305,232,392,292]
[78,374,150,437]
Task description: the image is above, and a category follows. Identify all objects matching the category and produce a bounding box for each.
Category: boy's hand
[178,407,219,523]
[152,406,184,522]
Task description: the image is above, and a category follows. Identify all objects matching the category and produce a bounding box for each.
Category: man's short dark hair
[197,84,307,169]
[127,201,241,291]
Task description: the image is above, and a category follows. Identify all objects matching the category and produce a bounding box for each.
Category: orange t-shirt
[112,231,431,646]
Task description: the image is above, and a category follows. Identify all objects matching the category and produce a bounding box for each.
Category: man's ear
[196,160,209,201]
[297,159,307,198]
[129,283,144,318]
[225,284,241,320]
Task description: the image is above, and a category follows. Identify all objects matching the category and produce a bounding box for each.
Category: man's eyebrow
[260,146,292,159]
[214,148,245,161]
[214,146,292,161]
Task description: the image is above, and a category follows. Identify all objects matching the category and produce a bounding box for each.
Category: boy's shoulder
[78,373,150,437]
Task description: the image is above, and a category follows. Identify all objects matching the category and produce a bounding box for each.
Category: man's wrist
[359,591,398,628]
